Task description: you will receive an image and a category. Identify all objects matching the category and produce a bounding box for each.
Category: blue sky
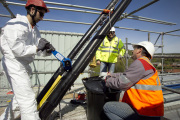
[1,0,180,53]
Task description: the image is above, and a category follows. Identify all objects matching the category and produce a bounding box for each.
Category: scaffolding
[1,0,180,105]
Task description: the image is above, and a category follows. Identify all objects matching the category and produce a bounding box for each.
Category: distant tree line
[89,52,180,76]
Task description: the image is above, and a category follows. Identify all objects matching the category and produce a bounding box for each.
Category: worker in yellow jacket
[96,27,125,73]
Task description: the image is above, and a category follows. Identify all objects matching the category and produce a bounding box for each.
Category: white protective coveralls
[0,14,50,120]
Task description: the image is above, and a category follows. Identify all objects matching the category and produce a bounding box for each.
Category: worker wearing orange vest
[103,41,164,120]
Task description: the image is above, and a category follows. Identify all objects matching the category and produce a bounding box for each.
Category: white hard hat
[133,41,155,58]
[110,27,115,32]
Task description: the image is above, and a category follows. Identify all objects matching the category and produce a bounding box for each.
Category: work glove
[37,38,50,51]
[45,43,55,53]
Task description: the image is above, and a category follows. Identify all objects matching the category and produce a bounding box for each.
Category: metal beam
[1,13,180,37]
[127,15,176,25]
[119,0,159,20]
[0,0,15,18]
[5,1,101,14]
[162,86,180,94]
[115,26,180,37]
[165,29,180,34]
[154,55,180,58]
[3,1,176,25]
[44,1,103,11]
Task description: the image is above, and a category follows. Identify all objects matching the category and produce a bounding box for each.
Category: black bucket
[82,76,120,120]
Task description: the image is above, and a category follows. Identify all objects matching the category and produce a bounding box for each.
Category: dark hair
[136,45,151,59]
[26,5,47,13]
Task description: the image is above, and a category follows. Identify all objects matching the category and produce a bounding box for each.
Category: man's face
[107,31,115,38]
[34,9,46,23]
[132,49,137,60]
[31,7,46,23]
[132,45,139,60]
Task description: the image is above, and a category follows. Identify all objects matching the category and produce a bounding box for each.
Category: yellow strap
[37,75,62,110]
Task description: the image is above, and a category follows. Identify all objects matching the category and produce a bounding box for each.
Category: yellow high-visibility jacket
[96,36,125,63]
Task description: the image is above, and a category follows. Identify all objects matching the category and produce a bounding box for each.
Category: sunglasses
[108,32,114,35]
[37,10,44,17]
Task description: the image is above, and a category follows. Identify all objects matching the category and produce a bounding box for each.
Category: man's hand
[37,38,50,51]
[107,72,111,77]
[96,60,101,65]
[45,43,55,53]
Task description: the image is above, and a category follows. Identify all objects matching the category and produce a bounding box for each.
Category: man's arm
[106,59,147,91]
[4,25,37,57]
[96,41,103,64]
[118,39,125,60]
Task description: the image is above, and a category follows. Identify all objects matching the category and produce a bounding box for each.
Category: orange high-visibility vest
[122,57,164,116]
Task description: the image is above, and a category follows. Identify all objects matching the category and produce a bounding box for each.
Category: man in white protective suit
[0,0,55,119]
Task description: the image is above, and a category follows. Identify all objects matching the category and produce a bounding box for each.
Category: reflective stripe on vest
[102,37,120,50]
[100,50,118,53]
[131,84,162,90]
[96,36,121,63]
[99,46,119,50]
[122,56,164,117]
